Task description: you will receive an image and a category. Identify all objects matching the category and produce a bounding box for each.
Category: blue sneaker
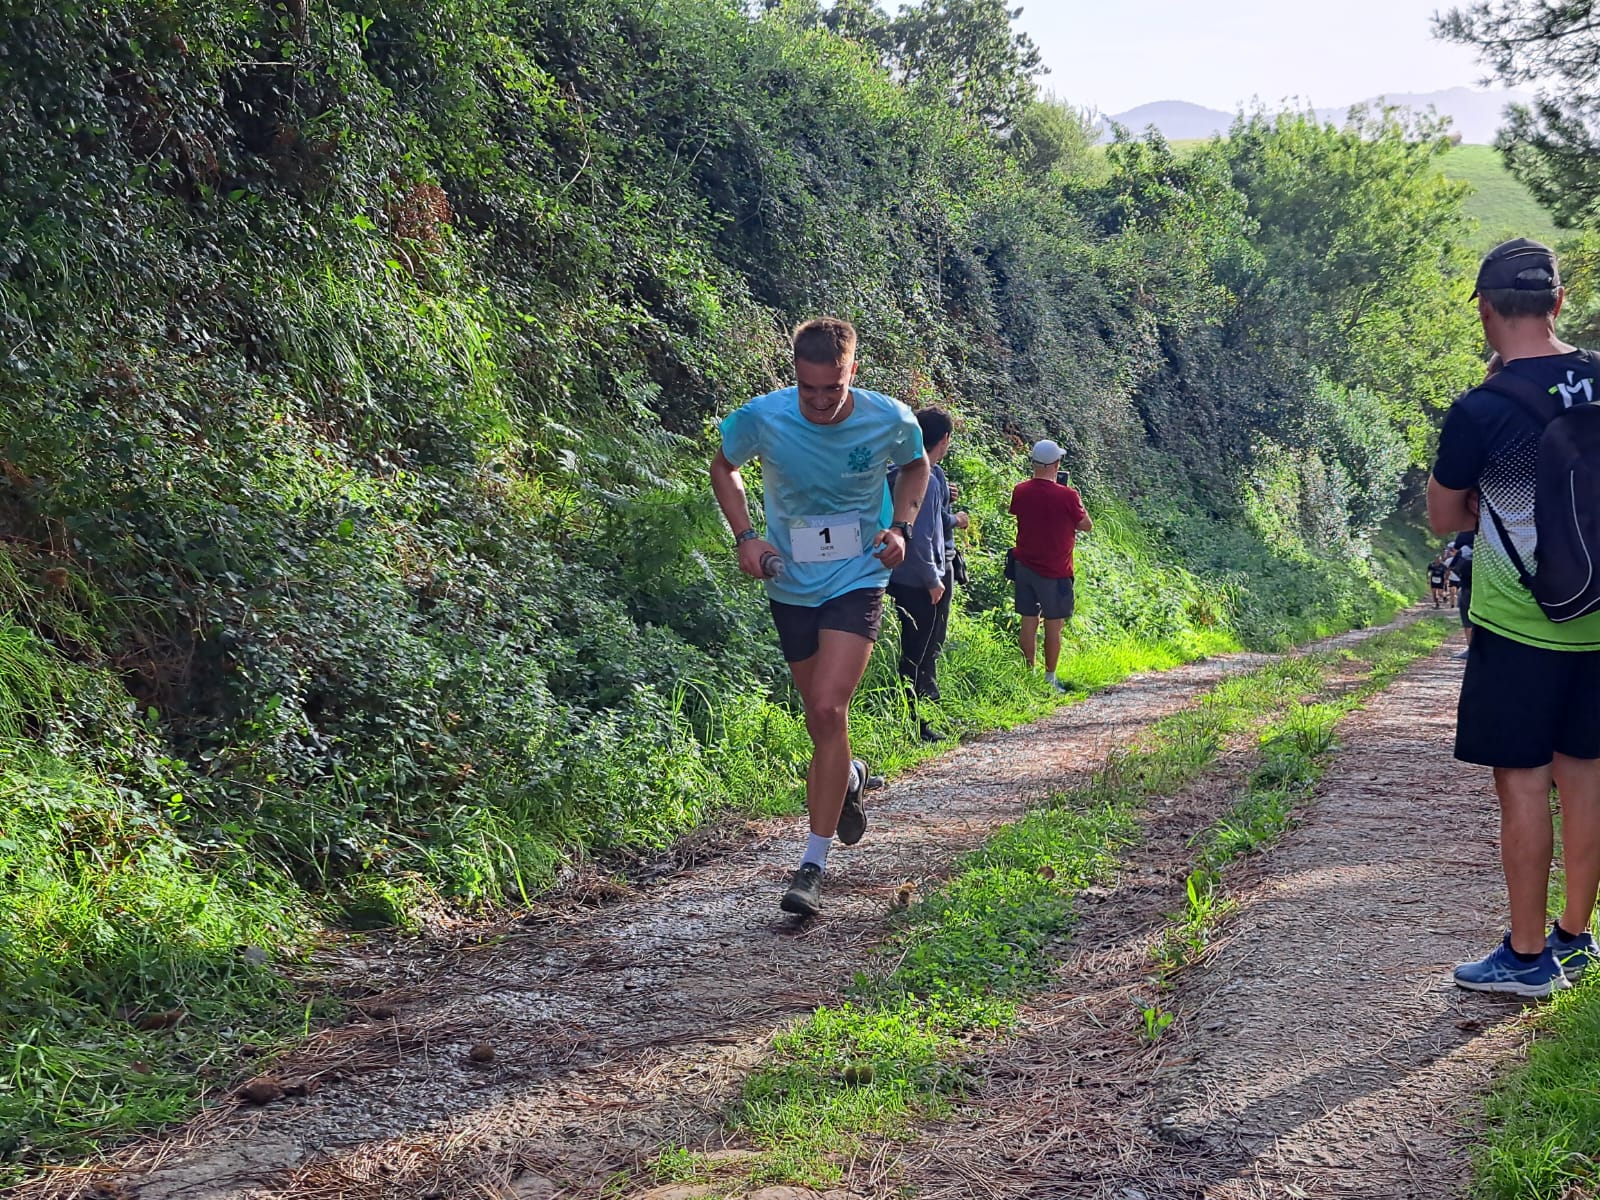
[1454,936,1570,997]
[1547,924,1600,981]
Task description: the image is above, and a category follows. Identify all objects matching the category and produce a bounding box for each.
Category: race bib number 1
[789,513,863,564]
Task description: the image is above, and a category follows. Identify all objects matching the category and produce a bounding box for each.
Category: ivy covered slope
[1,0,1477,1171]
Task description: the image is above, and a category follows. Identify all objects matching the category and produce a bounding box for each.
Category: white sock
[802,832,831,871]
[1045,670,1058,684]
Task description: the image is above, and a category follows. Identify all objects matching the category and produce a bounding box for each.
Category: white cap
[1030,439,1064,465]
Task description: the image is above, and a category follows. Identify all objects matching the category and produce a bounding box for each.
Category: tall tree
[886,0,1044,128]
[1436,1,1600,227]
[1006,95,1099,182]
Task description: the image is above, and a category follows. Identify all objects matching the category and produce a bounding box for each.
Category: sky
[1013,0,1492,116]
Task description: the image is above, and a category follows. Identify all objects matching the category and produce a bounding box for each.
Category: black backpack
[1478,353,1600,622]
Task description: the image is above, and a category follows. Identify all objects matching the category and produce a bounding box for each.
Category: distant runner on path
[1427,556,1448,607]
[1430,238,1600,997]
[710,318,929,917]
[1010,439,1091,692]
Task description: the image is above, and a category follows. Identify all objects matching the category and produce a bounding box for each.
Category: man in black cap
[1429,238,1600,996]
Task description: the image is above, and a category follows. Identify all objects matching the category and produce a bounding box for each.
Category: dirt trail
[28,622,1416,1200]
[904,631,1527,1200]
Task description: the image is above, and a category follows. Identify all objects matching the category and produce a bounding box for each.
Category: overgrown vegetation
[0,0,1486,1175]
[1474,983,1600,1200]
[624,622,1448,1193]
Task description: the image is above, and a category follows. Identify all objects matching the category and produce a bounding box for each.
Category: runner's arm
[710,450,777,578]
[890,454,931,526]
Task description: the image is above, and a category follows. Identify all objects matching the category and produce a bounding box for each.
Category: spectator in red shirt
[1009,440,1092,692]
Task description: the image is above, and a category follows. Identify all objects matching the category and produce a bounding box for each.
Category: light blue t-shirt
[720,387,924,606]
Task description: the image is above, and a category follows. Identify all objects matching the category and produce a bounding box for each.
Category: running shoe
[1453,935,1569,997]
[836,758,868,846]
[780,862,824,916]
[1548,924,1600,981]
[919,721,947,743]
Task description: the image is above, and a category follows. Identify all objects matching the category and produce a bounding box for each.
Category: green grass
[631,621,1448,1193]
[1475,981,1600,1200]
[0,743,322,1172]
[1440,144,1564,253]
[0,621,324,1180]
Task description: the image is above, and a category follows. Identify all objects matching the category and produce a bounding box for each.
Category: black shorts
[1459,583,1473,628]
[769,587,885,663]
[1013,562,1075,620]
[1456,625,1600,767]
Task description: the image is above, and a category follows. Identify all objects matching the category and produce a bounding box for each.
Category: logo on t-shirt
[1552,371,1595,407]
[846,446,874,473]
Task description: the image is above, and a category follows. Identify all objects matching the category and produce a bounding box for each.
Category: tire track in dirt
[903,627,1528,1200]
[25,616,1423,1200]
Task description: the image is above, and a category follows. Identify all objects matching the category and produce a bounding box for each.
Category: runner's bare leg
[790,629,876,837]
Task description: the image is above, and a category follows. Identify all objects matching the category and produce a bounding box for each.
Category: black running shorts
[769,587,885,663]
[1456,625,1600,768]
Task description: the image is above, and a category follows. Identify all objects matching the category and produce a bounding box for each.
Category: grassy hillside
[1440,143,1564,251]
[1155,139,1560,254]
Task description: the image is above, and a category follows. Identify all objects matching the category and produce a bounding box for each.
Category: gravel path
[26,622,1422,1200]
[903,627,1528,1200]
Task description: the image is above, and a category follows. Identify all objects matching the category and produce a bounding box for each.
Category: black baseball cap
[1471,238,1560,299]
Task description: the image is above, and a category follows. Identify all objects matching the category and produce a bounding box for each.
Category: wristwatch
[734,528,760,547]
[890,520,914,540]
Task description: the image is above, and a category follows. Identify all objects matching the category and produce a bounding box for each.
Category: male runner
[1428,556,1448,608]
[710,318,929,916]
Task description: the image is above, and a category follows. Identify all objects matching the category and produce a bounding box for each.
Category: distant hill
[1106,101,1236,142]
[1103,87,1534,145]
